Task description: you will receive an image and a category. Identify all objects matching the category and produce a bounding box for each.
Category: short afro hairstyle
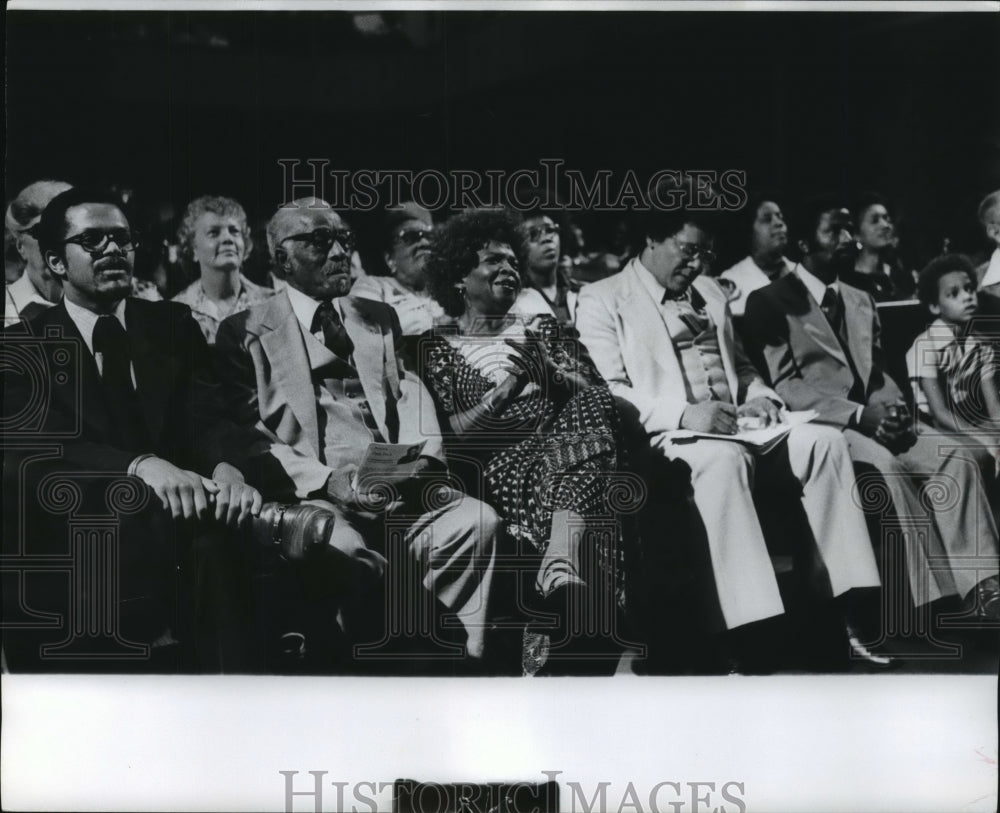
[36,187,126,260]
[636,172,721,244]
[916,253,977,307]
[425,208,523,318]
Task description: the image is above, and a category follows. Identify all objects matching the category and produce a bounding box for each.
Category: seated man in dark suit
[213,197,498,669]
[744,198,1000,624]
[2,188,262,670]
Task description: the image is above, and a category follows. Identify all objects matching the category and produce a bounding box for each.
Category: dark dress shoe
[962,576,1000,622]
[250,502,336,561]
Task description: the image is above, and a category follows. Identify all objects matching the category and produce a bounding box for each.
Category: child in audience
[907,254,1000,474]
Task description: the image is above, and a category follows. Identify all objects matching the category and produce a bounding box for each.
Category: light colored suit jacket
[215,290,444,500]
[575,257,779,436]
[742,272,903,428]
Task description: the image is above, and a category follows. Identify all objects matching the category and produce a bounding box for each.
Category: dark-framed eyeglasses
[61,228,138,255]
[280,227,355,254]
[525,223,560,242]
[669,236,716,265]
[394,227,433,247]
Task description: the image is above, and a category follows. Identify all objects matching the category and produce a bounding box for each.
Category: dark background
[6,9,1000,268]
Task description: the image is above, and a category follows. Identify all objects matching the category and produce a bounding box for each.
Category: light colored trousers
[653,423,881,630]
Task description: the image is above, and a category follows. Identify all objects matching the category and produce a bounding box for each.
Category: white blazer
[575,257,780,436]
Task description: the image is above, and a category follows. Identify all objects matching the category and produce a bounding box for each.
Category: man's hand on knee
[134,455,213,522]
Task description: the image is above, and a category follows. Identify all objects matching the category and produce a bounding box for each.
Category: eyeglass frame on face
[280,227,355,255]
[525,223,560,243]
[393,227,433,247]
[668,235,716,265]
[60,228,139,256]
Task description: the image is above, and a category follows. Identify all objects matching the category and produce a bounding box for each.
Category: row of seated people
[2,177,999,675]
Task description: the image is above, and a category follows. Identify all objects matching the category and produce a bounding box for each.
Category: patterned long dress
[419,317,623,556]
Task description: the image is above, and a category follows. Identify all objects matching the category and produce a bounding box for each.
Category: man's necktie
[92,315,150,450]
[311,300,354,360]
[820,286,845,336]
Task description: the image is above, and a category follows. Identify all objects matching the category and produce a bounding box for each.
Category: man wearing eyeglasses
[214,197,498,668]
[2,188,263,668]
[576,174,887,670]
[351,203,444,337]
[510,210,580,326]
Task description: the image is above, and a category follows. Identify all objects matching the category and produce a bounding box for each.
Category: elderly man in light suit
[214,198,498,664]
[575,176,885,665]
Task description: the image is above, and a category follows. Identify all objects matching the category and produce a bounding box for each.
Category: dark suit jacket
[743,273,903,428]
[3,298,231,477]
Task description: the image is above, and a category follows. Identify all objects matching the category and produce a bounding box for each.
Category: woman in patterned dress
[418,208,625,633]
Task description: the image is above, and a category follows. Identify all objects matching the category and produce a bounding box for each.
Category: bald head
[267,197,344,261]
[6,180,74,280]
[267,197,353,300]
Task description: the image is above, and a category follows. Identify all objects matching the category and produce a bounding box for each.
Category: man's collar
[633,255,694,305]
[981,246,1000,288]
[795,263,838,305]
[63,296,127,355]
[284,283,345,331]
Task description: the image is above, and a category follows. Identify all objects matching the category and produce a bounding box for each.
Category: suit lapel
[47,303,111,439]
[258,295,323,457]
[339,297,397,440]
[792,277,849,368]
[618,261,685,385]
[125,301,168,442]
[840,284,874,386]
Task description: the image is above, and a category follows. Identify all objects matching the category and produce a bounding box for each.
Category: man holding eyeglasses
[351,203,444,337]
[576,174,886,670]
[213,197,498,668]
[2,188,263,668]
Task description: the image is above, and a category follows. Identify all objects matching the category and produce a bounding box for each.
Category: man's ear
[928,301,941,316]
[383,251,395,273]
[797,238,810,257]
[273,247,288,275]
[44,250,67,279]
[987,221,1000,246]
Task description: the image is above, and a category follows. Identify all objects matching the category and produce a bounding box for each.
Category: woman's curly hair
[176,195,253,274]
[425,208,523,317]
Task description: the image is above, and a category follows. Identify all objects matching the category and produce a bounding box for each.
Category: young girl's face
[931,270,978,325]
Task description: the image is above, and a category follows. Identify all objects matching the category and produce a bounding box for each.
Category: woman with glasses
[4,180,73,325]
[171,195,273,343]
[351,203,444,336]
[511,208,583,326]
[419,208,626,672]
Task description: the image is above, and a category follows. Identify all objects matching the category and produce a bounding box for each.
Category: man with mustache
[743,198,1000,623]
[575,175,887,670]
[213,197,498,669]
[2,188,262,669]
